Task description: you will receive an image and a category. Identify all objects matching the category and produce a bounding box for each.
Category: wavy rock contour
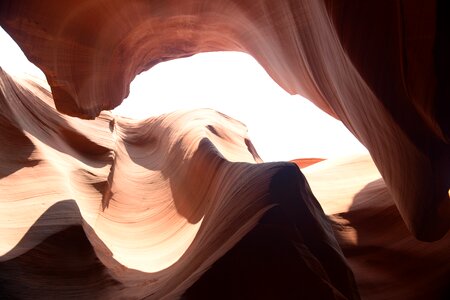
[0,0,448,241]
[300,155,450,300]
[0,0,449,298]
[0,70,359,298]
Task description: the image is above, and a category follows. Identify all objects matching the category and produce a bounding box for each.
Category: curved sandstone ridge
[0,70,359,298]
[300,156,450,300]
[0,0,448,241]
[0,0,449,298]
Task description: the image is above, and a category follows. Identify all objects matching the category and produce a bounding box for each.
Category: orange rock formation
[0,0,448,299]
[291,158,325,169]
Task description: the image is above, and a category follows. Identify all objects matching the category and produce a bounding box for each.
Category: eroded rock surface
[1,0,448,241]
[301,156,450,300]
[0,71,359,298]
[0,0,449,298]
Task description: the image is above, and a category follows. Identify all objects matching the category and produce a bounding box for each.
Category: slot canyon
[0,0,449,299]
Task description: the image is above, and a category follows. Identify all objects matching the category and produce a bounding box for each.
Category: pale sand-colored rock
[0,70,358,299]
[1,0,447,241]
[2,67,447,299]
[299,156,450,300]
[0,0,449,298]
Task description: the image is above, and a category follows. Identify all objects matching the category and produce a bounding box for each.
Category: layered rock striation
[0,70,359,298]
[1,0,447,241]
[0,0,449,298]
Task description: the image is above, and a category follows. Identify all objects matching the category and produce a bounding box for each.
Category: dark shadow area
[59,127,111,157]
[165,138,224,223]
[0,114,39,179]
[334,179,450,300]
[120,123,226,223]
[120,117,166,170]
[1,163,363,299]
[0,200,122,299]
[0,200,81,262]
[435,0,450,138]
[0,69,113,176]
[2,83,361,298]
[184,164,360,300]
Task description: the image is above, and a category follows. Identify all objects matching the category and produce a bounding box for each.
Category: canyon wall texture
[0,0,449,299]
[1,0,448,242]
[0,71,359,298]
[301,156,450,300]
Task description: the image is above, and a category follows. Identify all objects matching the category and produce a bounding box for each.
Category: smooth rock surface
[1,0,448,241]
[0,70,358,299]
[0,0,449,298]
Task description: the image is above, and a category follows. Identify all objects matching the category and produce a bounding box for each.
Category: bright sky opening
[113,52,368,161]
[0,27,368,162]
